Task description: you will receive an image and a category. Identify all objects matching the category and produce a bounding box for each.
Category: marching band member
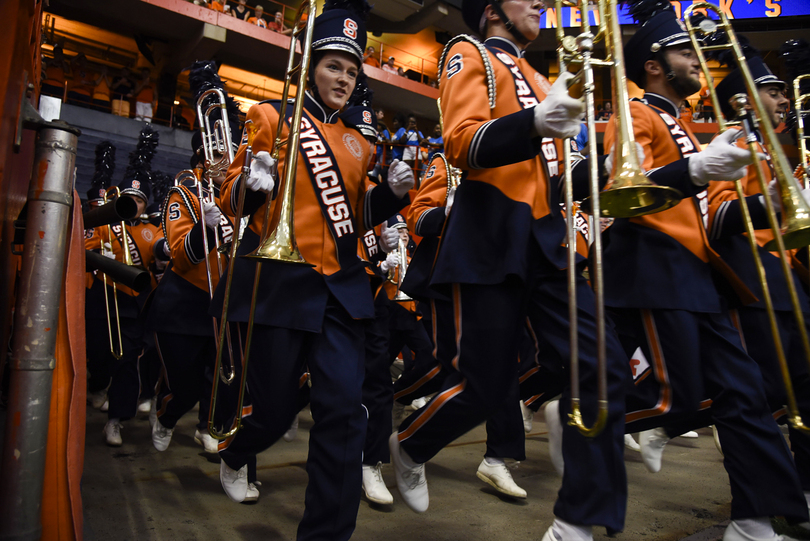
[388,1,631,539]
[706,39,810,531]
[147,60,240,457]
[211,0,412,537]
[86,125,161,446]
[398,152,527,499]
[603,2,808,538]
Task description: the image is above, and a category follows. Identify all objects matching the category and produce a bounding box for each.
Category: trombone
[100,186,135,360]
[209,0,317,440]
[685,2,810,433]
[795,74,810,187]
[387,222,413,302]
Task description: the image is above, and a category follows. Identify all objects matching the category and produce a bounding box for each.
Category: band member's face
[663,45,702,97]
[314,52,359,110]
[398,228,409,242]
[131,195,147,216]
[758,84,789,128]
[499,0,544,42]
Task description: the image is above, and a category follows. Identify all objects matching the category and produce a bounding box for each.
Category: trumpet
[685,2,810,433]
[100,186,135,360]
[209,0,318,440]
[387,222,413,302]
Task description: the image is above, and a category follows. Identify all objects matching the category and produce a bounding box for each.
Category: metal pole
[0,124,79,541]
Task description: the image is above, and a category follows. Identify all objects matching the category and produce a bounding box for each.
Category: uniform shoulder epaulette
[161,184,201,242]
[437,34,496,109]
[257,98,283,106]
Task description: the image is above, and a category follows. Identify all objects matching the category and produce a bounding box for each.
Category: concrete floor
[81,405,810,541]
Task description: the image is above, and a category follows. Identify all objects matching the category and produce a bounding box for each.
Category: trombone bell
[763,189,810,250]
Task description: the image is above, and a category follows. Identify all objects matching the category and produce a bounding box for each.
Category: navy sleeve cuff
[468,108,541,169]
[231,176,268,217]
[709,194,773,240]
[364,182,410,228]
[153,238,171,262]
[568,156,610,202]
[645,158,704,198]
[415,207,446,238]
[184,221,216,264]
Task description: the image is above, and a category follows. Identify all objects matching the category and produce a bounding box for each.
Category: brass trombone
[387,222,413,302]
[209,0,317,440]
[100,186,135,360]
[685,2,810,433]
[794,74,810,187]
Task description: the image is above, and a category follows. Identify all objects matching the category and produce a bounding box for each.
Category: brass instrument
[99,186,135,360]
[795,74,810,187]
[209,0,317,440]
[387,222,413,302]
[83,195,138,229]
[197,88,236,177]
[558,1,682,219]
[686,2,810,433]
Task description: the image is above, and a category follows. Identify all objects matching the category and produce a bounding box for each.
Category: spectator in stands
[397,114,423,170]
[572,122,589,156]
[133,67,155,122]
[92,65,112,113]
[680,100,693,124]
[172,104,191,129]
[597,101,612,120]
[268,11,291,35]
[363,46,380,68]
[698,86,715,122]
[232,0,250,20]
[397,67,406,77]
[383,56,397,75]
[67,53,95,108]
[423,123,443,163]
[110,67,134,118]
[376,108,390,166]
[41,43,70,99]
[390,112,405,162]
[210,0,226,12]
[249,5,267,27]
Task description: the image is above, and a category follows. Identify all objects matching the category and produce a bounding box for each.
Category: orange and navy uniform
[706,135,807,312]
[147,183,234,336]
[214,92,407,331]
[602,93,752,311]
[435,37,569,285]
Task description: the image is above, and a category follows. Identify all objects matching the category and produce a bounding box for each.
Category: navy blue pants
[219,298,367,541]
[388,302,435,373]
[518,317,567,413]
[106,316,145,421]
[394,297,525,461]
[397,259,628,532]
[154,332,214,431]
[363,292,393,465]
[615,307,808,522]
[734,307,810,493]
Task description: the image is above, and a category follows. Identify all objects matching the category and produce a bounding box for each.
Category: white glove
[203,200,223,230]
[532,72,585,140]
[380,251,400,273]
[445,186,456,216]
[246,151,277,194]
[604,142,646,177]
[387,159,414,198]
[379,224,399,253]
[765,179,782,213]
[688,129,764,185]
[102,242,115,259]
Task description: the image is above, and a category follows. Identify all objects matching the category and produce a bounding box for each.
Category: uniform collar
[484,36,525,59]
[643,93,679,117]
[304,91,341,124]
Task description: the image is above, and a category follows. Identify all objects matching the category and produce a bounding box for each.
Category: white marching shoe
[545,400,564,476]
[243,482,260,503]
[151,419,174,452]
[220,461,249,503]
[541,519,594,541]
[362,462,394,505]
[476,458,527,498]
[624,434,641,452]
[137,398,152,414]
[639,427,669,473]
[282,415,299,442]
[680,430,699,438]
[520,400,534,433]
[194,429,219,454]
[87,390,107,409]
[388,433,428,513]
[723,519,800,541]
[103,419,123,447]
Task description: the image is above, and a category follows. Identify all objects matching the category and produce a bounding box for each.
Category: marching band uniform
[86,176,159,446]
[706,53,810,508]
[389,1,630,536]
[211,4,411,537]
[603,2,808,535]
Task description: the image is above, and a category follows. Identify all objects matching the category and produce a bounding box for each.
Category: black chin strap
[489,1,530,46]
